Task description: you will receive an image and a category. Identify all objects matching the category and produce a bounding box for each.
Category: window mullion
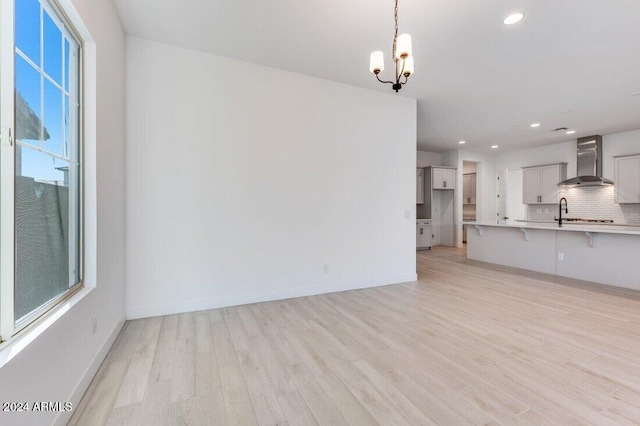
[0,0,17,341]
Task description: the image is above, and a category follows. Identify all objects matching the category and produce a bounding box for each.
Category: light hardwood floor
[71,247,640,425]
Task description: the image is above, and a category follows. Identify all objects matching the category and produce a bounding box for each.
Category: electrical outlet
[92,315,98,335]
[323,264,329,274]
[404,210,410,219]
[558,253,564,261]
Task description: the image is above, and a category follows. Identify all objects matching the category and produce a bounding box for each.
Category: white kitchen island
[464,220,640,291]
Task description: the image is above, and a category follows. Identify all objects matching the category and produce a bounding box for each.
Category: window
[1,0,83,340]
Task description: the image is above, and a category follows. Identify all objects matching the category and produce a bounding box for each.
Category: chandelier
[369,0,414,92]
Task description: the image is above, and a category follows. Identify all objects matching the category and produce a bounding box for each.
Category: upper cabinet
[614,154,640,204]
[417,168,425,204]
[463,173,476,204]
[522,163,567,204]
[432,167,456,190]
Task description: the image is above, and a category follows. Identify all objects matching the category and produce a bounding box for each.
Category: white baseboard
[126,273,418,320]
[54,312,126,426]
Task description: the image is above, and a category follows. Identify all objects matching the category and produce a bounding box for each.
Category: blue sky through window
[15,0,40,63]
[43,11,62,84]
[15,0,75,183]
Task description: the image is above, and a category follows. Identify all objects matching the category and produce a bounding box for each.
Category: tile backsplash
[527,186,640,224]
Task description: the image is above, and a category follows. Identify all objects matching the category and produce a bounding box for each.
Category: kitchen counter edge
[462,221,640,236]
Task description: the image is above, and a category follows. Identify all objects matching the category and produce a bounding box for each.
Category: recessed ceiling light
[504,13,525,25]
[458,140,466,144]
[491,145,499,149]
[530,123,541,128]
[566,130,576,134]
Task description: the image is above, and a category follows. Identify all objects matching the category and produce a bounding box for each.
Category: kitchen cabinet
[522,163,567,204]
[614,154,640,203]
[432,167,456,190]
[416,219,432,250]
[416,168,425,204]
[463,173,476,204]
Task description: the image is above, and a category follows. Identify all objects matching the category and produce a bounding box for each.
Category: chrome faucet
[556,197,568,227]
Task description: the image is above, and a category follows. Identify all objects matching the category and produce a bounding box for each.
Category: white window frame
[0,0,16,341]
[0,0,87,342]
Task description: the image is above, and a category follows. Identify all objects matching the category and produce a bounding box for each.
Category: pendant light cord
[392,0,399,64]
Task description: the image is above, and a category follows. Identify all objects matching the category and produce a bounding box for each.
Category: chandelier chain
[392,0,399,63]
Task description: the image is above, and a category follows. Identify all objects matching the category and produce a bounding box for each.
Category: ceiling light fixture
[504,12,525,25]
[530,123,541,128]
[491,145,499,149]
[369,0,413,92]
[458,140,466,144]
[566,130,576,134]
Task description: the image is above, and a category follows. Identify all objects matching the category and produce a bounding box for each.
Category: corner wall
[124,37,417,319]
[417,150,442,167]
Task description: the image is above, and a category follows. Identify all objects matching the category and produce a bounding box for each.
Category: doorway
[462,161,478,243]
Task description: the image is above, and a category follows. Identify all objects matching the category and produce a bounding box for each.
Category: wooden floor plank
[113,317,162,408]
[74,247,640,425]
[138,380,172,426]
[194,350,228,426]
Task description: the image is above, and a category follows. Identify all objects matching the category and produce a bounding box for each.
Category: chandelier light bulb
[369,51,384,74]
[395,33,412,59]
[401,56,414,77]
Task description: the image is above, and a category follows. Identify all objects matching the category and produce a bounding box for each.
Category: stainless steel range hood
[558,136,614,187]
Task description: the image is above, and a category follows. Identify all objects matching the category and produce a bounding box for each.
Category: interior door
[470,174,477,204]
[463,175,470,204]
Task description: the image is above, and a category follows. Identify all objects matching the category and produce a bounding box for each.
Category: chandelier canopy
[369,0,414,92]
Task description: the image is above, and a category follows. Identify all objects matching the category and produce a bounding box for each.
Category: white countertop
[463,220,640,236]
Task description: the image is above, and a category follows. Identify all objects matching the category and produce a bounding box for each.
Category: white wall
[417,150,442,167]
[0,0,126,425]
[496,140,577,175]
[125,37,417,319]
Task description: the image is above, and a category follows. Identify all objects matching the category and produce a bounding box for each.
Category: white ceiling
[113,0,640,153]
